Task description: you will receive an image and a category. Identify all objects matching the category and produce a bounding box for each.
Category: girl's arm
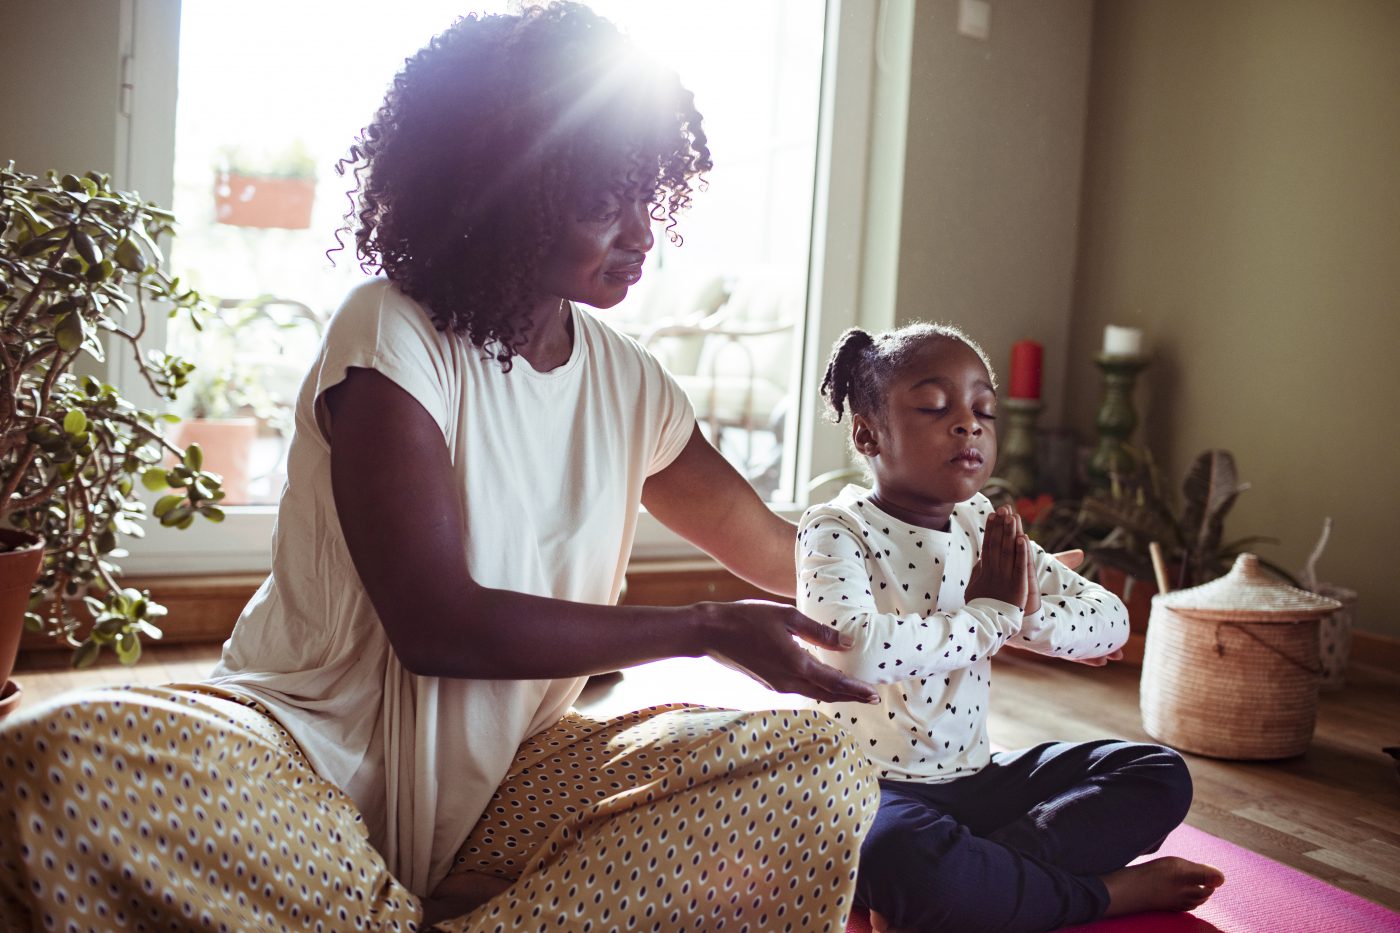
[326,368,878,704]
[797,511,1023,683]
[1012,541,1131,660]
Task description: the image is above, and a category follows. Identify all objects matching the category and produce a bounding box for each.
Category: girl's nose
[952,414,982,437]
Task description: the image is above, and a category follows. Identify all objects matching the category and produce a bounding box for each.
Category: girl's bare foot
[869,909,914,933]
[1102,856,1225,917]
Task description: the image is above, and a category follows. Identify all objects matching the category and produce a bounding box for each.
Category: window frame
[115,0,913,575]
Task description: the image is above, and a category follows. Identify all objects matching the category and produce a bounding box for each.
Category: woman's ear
[851,415,879,457]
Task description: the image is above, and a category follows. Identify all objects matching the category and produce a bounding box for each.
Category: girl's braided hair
[819,322,997,425]
[334,2,711,370]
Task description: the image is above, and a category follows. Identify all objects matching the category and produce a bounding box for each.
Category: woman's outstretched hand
[698,600,881,705]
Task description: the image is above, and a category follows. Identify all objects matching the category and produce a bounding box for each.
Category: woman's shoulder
[324,278,444,348]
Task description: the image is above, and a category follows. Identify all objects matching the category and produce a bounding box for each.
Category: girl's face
[536,187,656,311]
[853,338,998,529]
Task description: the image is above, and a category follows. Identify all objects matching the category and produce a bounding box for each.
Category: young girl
[799,323,1225,932]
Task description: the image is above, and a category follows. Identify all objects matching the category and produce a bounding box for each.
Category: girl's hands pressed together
[965,505,1030,609]
[699,600,881,705]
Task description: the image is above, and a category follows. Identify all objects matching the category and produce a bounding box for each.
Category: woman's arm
[641,426,798,597]
[325,368,877,703]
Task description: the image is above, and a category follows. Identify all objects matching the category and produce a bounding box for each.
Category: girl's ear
[851,414,880,457]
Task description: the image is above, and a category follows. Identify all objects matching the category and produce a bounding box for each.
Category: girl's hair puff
[819,322,997,425]
[333,2,712,370]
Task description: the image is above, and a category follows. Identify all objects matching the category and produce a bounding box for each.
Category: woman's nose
[620,200,654,252]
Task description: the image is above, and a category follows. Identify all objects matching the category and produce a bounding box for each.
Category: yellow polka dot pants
[438,704,878,932]
[0,685,418,932]
[1,692,877,931]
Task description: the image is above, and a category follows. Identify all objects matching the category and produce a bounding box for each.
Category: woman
[0,5,878,931]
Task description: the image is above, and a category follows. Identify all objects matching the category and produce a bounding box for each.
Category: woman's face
[537,188,656,310]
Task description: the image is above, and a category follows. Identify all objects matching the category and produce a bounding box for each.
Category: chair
[642,270,800,483]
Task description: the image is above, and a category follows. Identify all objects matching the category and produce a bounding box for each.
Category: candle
[1008,339,1043,400]
[1102,324,1144,357]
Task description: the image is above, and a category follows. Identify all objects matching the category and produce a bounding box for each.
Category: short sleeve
[635,340,696,475]
[310,281,457,443]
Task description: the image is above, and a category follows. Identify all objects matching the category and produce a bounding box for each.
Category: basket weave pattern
[1139,554,1340,760]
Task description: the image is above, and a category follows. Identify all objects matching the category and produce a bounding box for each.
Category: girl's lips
[951,449,985,466]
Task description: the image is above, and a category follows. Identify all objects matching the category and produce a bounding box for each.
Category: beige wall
[0,2,126,178]
[897,0,1094,422]
[1068,0,1400,637]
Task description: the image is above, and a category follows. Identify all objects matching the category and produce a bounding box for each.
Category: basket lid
[1157,553,1341,622]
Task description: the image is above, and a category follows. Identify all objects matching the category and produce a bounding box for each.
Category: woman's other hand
[697,600,880,705]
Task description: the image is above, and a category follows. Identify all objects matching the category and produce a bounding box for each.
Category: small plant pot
[0,679,22,721]
[0,528,45,692]
[1096,566,1158,666]
[214,171,315,229]
[176,418,259,505]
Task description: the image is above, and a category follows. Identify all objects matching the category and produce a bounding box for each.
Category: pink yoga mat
[845,822,1400,932]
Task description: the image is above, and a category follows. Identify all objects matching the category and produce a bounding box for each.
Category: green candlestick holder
[1088,354,1149,491]
[998,398,1042,495]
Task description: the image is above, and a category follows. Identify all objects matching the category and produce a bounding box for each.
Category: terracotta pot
[213,171,315,229]
[176,418,259,505]
[0,679,21,721]
[1096,565,1158,666]
[0,528,45,697]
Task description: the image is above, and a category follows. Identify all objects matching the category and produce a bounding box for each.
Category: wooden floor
[12,644,1400,913]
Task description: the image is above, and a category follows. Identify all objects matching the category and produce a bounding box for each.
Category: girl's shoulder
[799,484,873,532]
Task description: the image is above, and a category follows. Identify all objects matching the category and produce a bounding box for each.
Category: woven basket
[1140,553,1341,760]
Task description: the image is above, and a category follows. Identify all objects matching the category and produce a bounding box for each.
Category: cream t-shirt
[208,279,695,895]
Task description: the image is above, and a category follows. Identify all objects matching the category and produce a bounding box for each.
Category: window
[112,0,911,573]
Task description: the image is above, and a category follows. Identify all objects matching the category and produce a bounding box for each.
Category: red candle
[1008,339,1043,400]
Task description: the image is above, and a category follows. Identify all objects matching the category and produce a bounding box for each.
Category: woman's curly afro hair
[336,2,711,368]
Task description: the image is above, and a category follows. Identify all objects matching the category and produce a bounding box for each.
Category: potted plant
[213,141,318,230]
[169,297,321,504]
[1,163,227,699]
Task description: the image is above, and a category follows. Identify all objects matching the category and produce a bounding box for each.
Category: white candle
[1103,324,1144,357]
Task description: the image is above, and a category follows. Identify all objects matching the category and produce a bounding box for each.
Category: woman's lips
[604,263,644,285]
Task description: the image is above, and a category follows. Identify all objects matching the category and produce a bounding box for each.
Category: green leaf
[115,631,142,665]
[141,468,169,491]
[63,409,88,435]
[153,494,183,518]
[72,640,101,669]
[72,228,101,265]
[114,237,147,272]
[55,311,85,351]
[183,443,204,471]
[203,506,226,523]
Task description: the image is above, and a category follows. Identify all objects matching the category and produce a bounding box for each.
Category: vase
[0,528,45,713]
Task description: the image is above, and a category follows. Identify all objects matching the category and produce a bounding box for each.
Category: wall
[0,2,126,179]
[896,0,1094,424]
[1068,0,1400,637]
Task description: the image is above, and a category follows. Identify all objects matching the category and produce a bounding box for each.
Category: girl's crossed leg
[859,739,1222,933]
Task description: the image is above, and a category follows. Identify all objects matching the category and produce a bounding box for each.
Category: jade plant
[1,163,227,666]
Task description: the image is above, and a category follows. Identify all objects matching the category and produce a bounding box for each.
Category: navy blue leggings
[856,740,1193,933]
